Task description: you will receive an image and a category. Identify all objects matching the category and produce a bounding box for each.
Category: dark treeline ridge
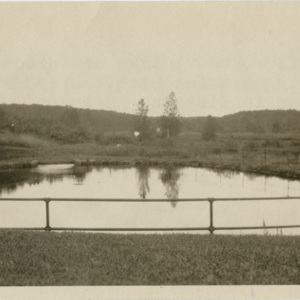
[184,110,300,133]
[0,104,140,144]
[0,104,300,144]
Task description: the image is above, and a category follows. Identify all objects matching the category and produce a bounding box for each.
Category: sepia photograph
[0,1,299,298]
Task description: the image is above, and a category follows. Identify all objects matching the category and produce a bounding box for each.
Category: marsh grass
[0,131,299,179]
[0,132,55,148]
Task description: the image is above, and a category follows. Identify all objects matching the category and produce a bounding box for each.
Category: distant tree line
[0,103,300,145]
[0,104,139,144]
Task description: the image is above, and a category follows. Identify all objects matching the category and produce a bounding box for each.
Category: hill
[218,110,300,133]
[0,104,140,143]
[181,109,300,134]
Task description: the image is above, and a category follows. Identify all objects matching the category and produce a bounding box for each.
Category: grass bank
[0,231,299,285]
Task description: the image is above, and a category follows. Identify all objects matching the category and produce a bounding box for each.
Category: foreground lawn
[0,231,299,285]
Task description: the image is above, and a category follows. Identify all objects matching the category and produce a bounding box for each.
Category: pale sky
[0,2,300,117]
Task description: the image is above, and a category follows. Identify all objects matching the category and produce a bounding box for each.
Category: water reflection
[136,166,182,206]
[0,169,41,195]
[0,165,300,234]
[213,169,240,179]
[136,166,150,199]
[159,167,182,207]
[244,173,259,181]
[73,166,92,185]
[0,165,93,195]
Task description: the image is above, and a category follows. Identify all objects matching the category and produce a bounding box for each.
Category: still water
[0,165,299,235]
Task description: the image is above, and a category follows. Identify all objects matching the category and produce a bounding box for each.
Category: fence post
[209,198,215,235]
[287,151,290,167]
[45,198,51,231]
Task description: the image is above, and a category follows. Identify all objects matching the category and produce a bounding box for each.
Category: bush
[0,132,54,148]
[244,140,259,149]
[224,140,239,152]
[260,139,281,148]
[101,133,134,145]
[51,127,92,144]
[160,138,173,148]
[202,116,217,141]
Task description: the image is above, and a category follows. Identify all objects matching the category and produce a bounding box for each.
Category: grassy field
[0,231,299,285]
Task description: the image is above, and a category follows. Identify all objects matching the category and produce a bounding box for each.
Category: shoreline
[1,156,300,181]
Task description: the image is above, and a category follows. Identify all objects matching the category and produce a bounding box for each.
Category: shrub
[202,116,217,141]
[101,133,134,145]
[260,139,281,148]
[0,132,54,148]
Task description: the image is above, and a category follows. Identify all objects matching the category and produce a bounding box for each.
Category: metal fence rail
[0,197,300,234]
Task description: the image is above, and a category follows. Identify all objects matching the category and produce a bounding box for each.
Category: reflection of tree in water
[0,166,92,195]
[136,166,150,199]
[44,174,63,184]
[73,166,91,185]
[213,169,240,179]
[244,172,259,181]
[159,167,182,208]
[0,170,42,195]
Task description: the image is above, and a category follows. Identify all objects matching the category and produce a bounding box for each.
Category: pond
[0,164,299,235]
